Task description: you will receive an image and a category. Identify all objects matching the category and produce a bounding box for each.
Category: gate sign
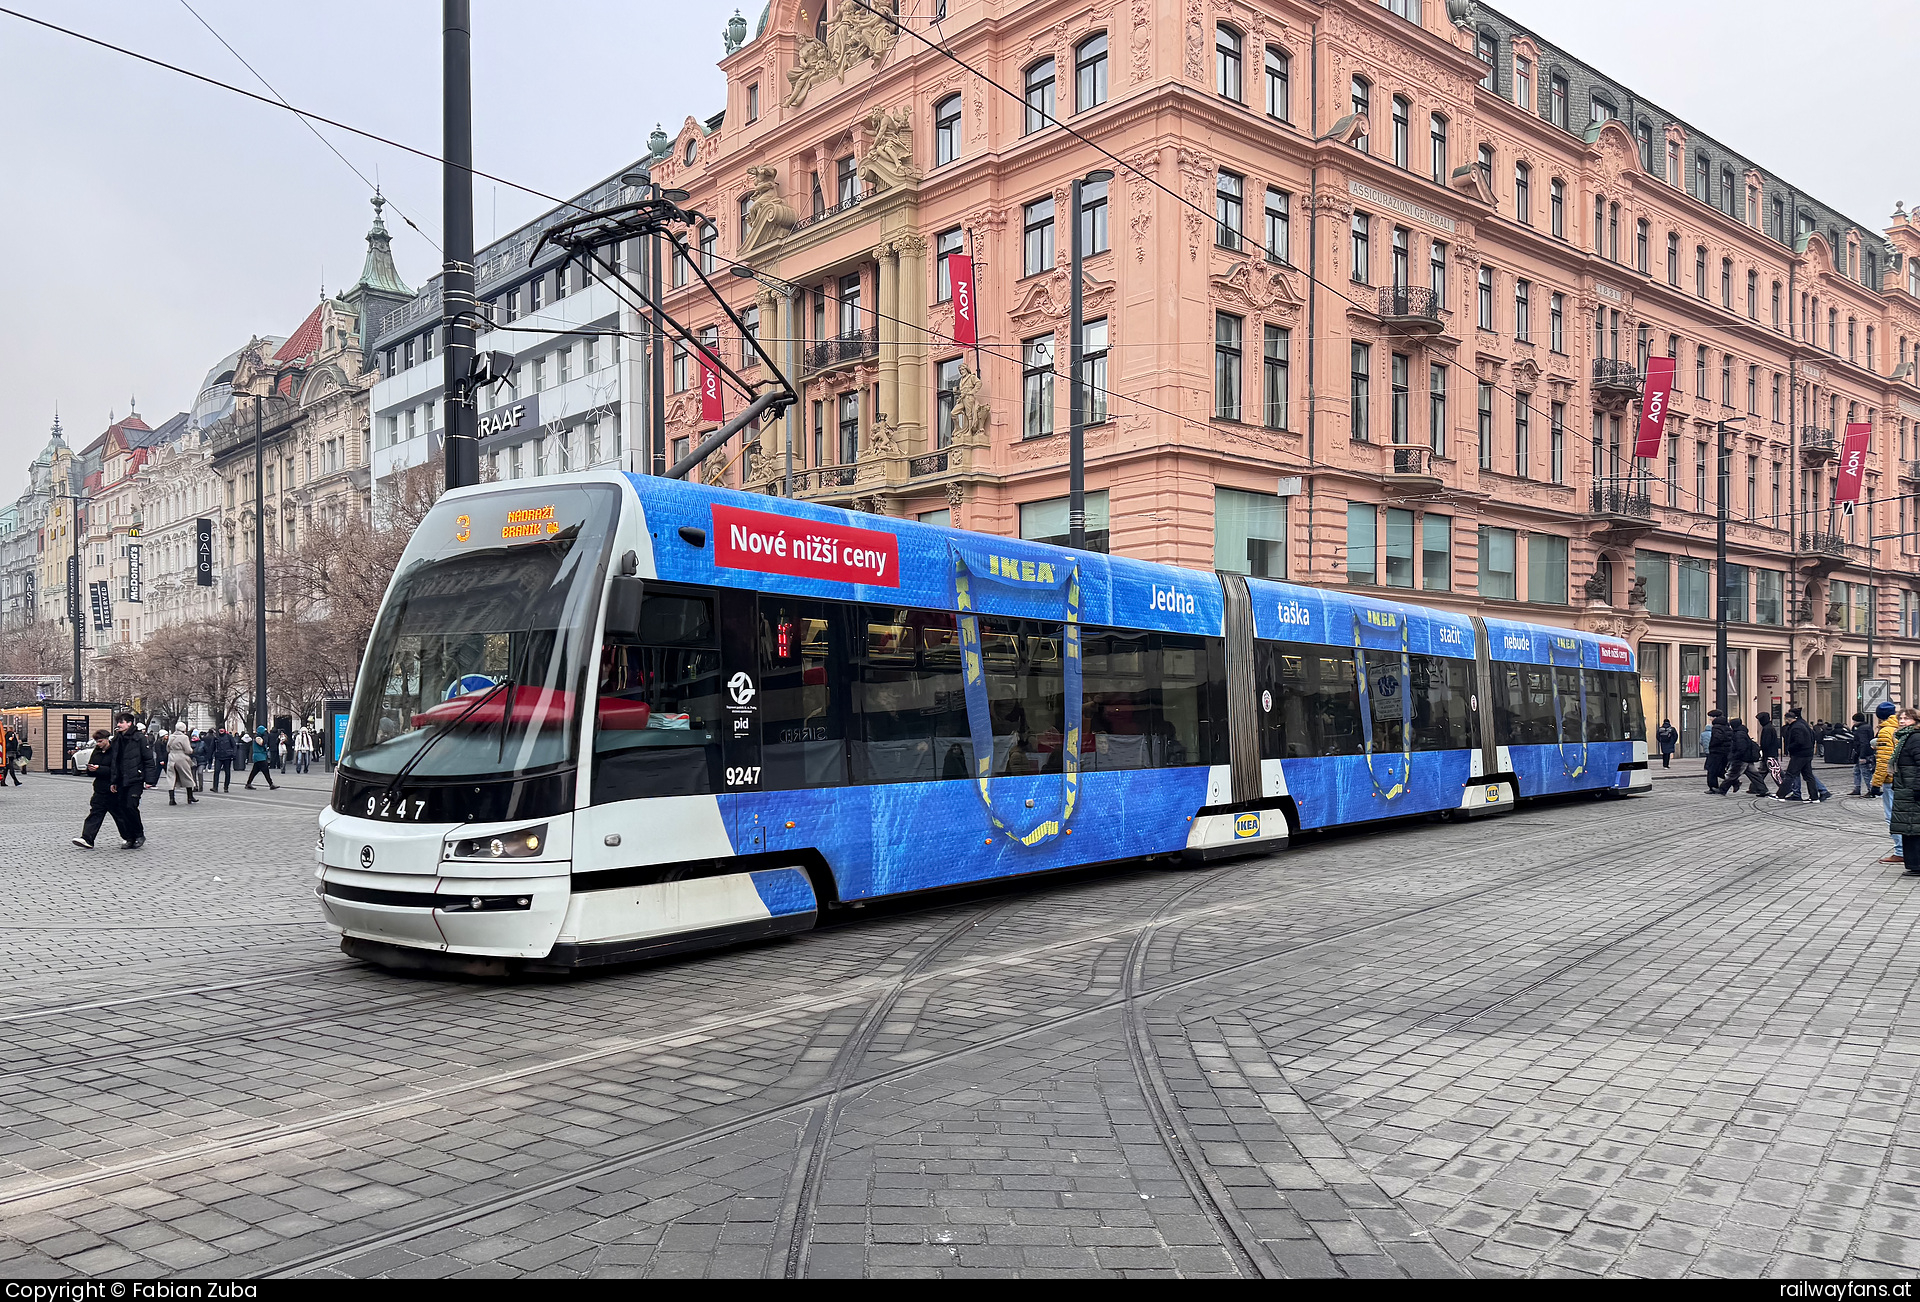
[1634,355,1676,460]
[712,503,901,588]
[195,517,215,586]
[950,253,976,347]
[1835,422,1873,505]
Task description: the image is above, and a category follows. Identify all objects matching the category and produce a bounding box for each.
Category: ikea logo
[1150,584,1195,614]
[1363,609,1399,629]
[988,555,1057,584]
[1234,812,1261,838]
[1554,636,1578,650]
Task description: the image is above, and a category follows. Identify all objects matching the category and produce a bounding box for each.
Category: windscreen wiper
[383,676,514,800]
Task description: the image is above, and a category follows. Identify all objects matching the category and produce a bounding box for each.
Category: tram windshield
[342,484,618,780]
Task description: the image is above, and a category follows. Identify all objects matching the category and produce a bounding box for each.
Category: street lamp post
[252,391,268,731]
[1067,169,1113,552]
[442,0,479,492]
[1715,417,1743,720]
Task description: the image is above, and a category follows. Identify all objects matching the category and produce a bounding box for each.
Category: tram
[317,472,1647,973]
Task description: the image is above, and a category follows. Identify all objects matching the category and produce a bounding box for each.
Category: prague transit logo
[728,672,757,706]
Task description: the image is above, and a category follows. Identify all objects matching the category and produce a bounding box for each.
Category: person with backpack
[1655,720,1678,768]
[1710,719,1762,796]
[293,724,313,774]
[1774,707,1832,802]
[211,728,236,792]
[1886,707,1920,874]
[1851,711,1878,796]
[244,726,278,790]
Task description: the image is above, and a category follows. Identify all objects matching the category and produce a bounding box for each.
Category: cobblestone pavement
[2,764,1917,1278]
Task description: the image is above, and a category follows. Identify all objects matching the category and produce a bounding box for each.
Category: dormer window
[683,138,697,166]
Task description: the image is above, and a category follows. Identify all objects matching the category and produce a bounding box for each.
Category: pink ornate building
[655,0,1920,752]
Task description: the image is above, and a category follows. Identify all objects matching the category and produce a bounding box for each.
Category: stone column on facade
[875,241,901,440]
[759,285,784,481]
[894,232,927,455]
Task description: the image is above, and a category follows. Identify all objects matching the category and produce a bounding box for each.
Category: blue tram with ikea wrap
[317,473,1648,974]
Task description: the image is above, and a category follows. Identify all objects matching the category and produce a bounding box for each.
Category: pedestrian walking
[71,716,145,849]
[293,723,313,775]
[1872,701,1903,863]
[1655,719,1678,768]
[1773,707,1832,802]
[1704,710,1731,794]
[244,726,278,790]
[165,729,198,806]
[211,728,236,792]
[7,729,27,784]
[1886,707,1920,875]
[1851,712,1877,796]
[1759,715,1783,790]
[189,730,206,791]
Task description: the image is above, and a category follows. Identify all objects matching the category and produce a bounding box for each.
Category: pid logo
[728,672,757,706]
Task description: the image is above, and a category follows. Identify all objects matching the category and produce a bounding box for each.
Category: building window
[1214,312,1243,421]
[1081,176,1110,253]
[1549,75,1568,127]
[1023,198,1054,275]
[1215,488,1286,578]
[1747,364,1758,415]
[1391,96,1410,168]
[671,344,688,393]
[1215,170,1244,250]
[1550,401,1565,483]
[1082,318,1109,424]
[1475,30,1496,89]
[1514,278,1531,341]
[1023,334,1055,438]
[1263,325,1290,430]
[1694,155,1708,201]
[1635,219,1650,273]
[699,224,718,274]
[838,391,860,464]
[1391,226,1409,288]
[1429,240,1447,309]
[746,82,759,122]
[1550,178,1564,237]
[934,95,962,165]
[1430,114,1448,184]
[1428,364,1447,456]
[1266,46,1290,121]
[1479,526,1516,599]
[1075,33,1108,111]
[1528,534,1568,605]
[1695,245,1708,298]
[1589,94,1615,125]
[1350,212,1370,284]
[1350,342,1371,442]
[740,306,759,368]
[837,155,858,203]
[1476,144,1493,192]
[1348,503,1377,584]
[1722,165,1736,216]
[935,228,962,302]
[1514,163,1531,224]
[1477,381,1494,470]
[1635,120,1653,170]
[1721,354,1733,406]
[1351,78,1371,153]
[1667,232,1680,286]
[1513,55,1532,110]
[1477,265,1494,331]
[1384,507,1415,589]
[1020,491,1110,554]
[1264,188,1290,264]
[1390,352,1410,445]
[838,271,862,335]
[936,357,961,448]
[1216,25,1242,101]
[1422,515,1451,591]
[1024,59,1056,133]
[1695,345,1708,396]
[1746,269,1758,319]
[1721,258,1733,309]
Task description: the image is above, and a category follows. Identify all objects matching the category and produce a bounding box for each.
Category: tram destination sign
[712,504,901,588]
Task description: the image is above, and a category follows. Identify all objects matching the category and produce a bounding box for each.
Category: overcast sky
[2,0,1912,495]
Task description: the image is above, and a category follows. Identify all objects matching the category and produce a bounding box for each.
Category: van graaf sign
[478,393,539,441]
[1347,180,1456,234]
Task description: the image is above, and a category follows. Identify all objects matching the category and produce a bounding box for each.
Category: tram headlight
[446,823,549,860]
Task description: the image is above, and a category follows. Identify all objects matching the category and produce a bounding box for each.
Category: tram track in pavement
[776,897,1026,1278]
[0,801,1654,1213]
[253,808,1701,1278]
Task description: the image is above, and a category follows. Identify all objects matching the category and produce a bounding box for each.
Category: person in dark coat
[1655,720,1678,768]
[1759,715,1782,789]
[1886,707,1920,874]
[211,728,237,792]
[245,726,279,790]
[1851,712,1877,796]
[71,716,145,848]
[1705,710,1732,793]
[71,729,120,848]
[1774,707,1831,802]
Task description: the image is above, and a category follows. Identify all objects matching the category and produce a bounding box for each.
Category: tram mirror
[604,576,646,640]
[619,549,639,576]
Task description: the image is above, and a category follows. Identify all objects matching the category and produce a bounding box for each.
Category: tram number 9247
[363,794,429,821]
[725,766,762,788]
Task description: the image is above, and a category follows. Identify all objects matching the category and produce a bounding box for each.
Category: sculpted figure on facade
[952,364,991,443]
[859,107,916,193]
[788,0,898,107]
[740,166,795,253]
[785,36,835,107]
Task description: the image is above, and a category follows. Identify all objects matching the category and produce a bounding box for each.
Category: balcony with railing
[1800,531,1849,556]
[1377,442,1443,496]
[908,449,950,478]
[788,191,863,236]
[1591,358,1642,403]
[803,329,878,375]
[1375,286,1442,331]
[1800,427,1836,464]
[1900,459,1920,485]
[1589,485,1654,518]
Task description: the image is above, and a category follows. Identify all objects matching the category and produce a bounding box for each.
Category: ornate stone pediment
[1007,267,1115,326]
[1209,259,1303,318]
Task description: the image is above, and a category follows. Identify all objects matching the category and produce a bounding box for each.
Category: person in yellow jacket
[1872,700,1902,862]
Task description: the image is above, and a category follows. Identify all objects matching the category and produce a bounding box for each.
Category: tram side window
[760,599,852,788]
[1256,641,1365,758]
[1620,670,1647,742]
[1552,667,1585,741]
[1411,655,1476,752]
[853,606,969,784]
[592,590,722,801]
[1492,663,1556,746]
[1582,668,1618,742]
[1083,630,1225,770]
